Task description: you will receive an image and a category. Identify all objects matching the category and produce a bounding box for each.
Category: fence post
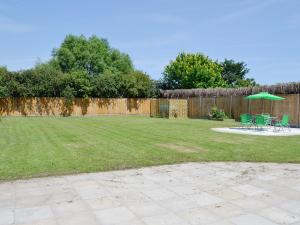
[125,98,127,115]
[297,94,300,128]
[199,96,202,117]
[108,99,112,115]
[229,95,232,118]
[187,96,189,118]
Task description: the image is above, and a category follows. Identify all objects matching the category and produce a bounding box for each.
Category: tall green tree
[0,67,9,97]
[220,59,256,87]
[121,71,158,98]
[0,35,159,98]
[91,71,156,98]
[160,53,226,89]
[52,35,134,75]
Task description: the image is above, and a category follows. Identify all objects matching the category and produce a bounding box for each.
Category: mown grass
[0,116,299,180]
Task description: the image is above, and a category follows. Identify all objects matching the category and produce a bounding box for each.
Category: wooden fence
[1,95,299,127]
[0,98,151,116]
[150,99,188,118]
[189,94,300,127]
[150,94,300,127]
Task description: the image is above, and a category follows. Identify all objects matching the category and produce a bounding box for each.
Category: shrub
[208,106,226,121]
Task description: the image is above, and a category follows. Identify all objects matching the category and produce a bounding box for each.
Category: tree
[91,72,122,98]
[160,53,226,89]
[62,70,91,98]
[220,59,256,87]
[121,71,157,98]
[52,35,134,76]
[30,63,64,97]
[0,35,160,99]
[0,67,9,97]
[91,71,157,98]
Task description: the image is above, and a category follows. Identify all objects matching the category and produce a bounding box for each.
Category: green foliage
[0,35,158,98]
[208,106,226,121]
[221,59,257,87]
[29,63,64,97]
[121,71,157,98]
[52,35,133,75]
[61,85,75,116]
[0,67,9,97]
[91,71,157,98]
[91,73,121,98]
[62,70,91,98]
[160,52,226,89]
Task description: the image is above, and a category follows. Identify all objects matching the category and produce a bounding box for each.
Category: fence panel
[201,97,215,117]
[0,98,150,117]
[188,97,201,118]
[1,95,299,127]
[169,99,187,118]
[215,96,231,117]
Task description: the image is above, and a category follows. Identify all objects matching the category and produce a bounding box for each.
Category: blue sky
[0,0,299,84]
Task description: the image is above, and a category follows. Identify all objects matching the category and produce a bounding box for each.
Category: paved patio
[212,127,300,136]
[1,162,300,225]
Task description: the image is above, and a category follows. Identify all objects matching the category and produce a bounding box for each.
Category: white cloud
[144,13,186,25]
[201,0,284,26]
[0,17,37,32]
[115,32,189,49]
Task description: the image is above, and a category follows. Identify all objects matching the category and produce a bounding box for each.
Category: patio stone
[14,206,54,224]
[142,188,178,201]
[157,197,198,213]
[186,192,223,206]
[230,197,268,211]
[0,162,299,225]
[85,196,121,210]
[0,209,14,225]
[205,202,244,218]
[0,199,14,210]
[15,219,58,225]
[94,206,137,224]
[209,221,235,225]
[280,201,300,214]
[128,202,168,217]
[179,207,220,225]
[232,184,268,196]
[16,195,50,209]
[259,207,300,224]
[50,199,90,217]
[141,213,189,225]
[56,212,99,225]
[230,214,279,225]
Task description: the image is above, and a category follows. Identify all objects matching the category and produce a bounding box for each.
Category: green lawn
[0,116,299,180]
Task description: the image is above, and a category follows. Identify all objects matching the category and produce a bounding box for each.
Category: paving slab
[0,162,299,225]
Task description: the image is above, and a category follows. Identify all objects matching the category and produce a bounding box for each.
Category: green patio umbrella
[245,92,285,114]
[245,92,285,100]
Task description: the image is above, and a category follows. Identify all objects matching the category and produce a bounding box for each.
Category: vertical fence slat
[297,94,300,128]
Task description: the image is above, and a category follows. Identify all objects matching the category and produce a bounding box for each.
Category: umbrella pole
[248,100,250,114]
[271,100,273,116]
[249,101,251,114]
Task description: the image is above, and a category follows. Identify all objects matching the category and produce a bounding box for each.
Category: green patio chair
[255,115,268,130]
[274,115,290,131]
[240,114,253,129]
[261,114,271,127]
